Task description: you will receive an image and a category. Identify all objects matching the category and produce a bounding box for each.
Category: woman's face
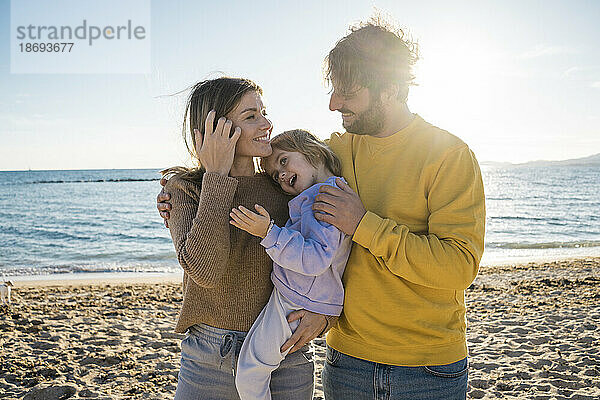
[226,91,273,158]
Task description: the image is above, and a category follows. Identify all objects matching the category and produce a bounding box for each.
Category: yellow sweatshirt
[326,114,485,366]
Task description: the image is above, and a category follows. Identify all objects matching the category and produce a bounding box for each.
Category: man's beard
[343,98,385,136]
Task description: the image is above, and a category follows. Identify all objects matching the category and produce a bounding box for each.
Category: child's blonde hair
[260,129,342,176]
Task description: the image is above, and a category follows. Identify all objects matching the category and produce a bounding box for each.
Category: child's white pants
[235,287,302,400]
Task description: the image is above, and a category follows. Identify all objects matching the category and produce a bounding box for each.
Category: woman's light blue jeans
[174,323,314,400]
[322,345,468,400]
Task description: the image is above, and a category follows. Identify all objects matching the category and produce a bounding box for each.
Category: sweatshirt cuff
[352,211,383,249]
[260,224,281,248]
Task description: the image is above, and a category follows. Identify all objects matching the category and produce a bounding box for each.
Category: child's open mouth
[289,174,296,187]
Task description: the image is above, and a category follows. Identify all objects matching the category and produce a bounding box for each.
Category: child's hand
[229,204,272,238]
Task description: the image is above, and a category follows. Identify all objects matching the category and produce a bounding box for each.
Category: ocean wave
[486,240,600,250]
[1,226,171,244]
[2,226,91,242]
[1,262,180,277]
[488,216,557,222]
[107,232,169,242]
[7,178,161,185]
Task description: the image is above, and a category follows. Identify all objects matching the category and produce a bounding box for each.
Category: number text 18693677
[19,43,74,52]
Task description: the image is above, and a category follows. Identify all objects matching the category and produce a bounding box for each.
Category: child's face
[263,148,319,195]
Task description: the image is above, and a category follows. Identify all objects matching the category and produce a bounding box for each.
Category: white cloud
[564,67,584,78]
[562,66,600,88]
[564,66,600,78]
[521,44,576,59]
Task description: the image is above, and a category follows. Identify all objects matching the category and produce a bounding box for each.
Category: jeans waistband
[187,323,247,376]
[187,323,247,342]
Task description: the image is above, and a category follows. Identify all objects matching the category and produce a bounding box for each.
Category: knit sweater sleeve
[165,172,238,288]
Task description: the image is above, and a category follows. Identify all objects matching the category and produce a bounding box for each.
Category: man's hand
[229,205,271,238]
[281,310,327,354]
[312,178,366,236]
[157,178,171,228]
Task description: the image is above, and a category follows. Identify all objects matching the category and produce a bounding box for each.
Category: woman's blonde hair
[260,129,342,177]
[161,77,262,181]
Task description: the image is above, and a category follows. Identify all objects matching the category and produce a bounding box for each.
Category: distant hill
[482,153,600,167]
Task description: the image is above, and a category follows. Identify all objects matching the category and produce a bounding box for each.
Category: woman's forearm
[167,173,239,287]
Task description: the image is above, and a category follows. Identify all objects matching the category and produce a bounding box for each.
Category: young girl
[229,129,352,400]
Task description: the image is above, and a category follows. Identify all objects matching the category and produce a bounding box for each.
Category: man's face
[328,85,385,136]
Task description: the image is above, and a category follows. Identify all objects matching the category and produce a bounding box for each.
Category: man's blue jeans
[322,345,468,400]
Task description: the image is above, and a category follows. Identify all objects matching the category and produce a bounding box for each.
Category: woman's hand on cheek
[196,110,242,176]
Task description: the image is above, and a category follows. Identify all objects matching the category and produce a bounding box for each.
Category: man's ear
[380,83,402,104]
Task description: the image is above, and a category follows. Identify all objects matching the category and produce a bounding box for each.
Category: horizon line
[1,152,599,172]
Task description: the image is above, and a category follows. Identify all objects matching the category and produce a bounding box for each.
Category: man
[310,19,485,399]
[159,17,485,399]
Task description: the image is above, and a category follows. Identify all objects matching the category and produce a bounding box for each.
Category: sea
[1,165,599,279]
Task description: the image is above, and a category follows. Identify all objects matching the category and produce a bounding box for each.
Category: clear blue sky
[1,0,599,170]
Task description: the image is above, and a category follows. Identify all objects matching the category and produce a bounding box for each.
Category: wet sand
[1,258,599,399]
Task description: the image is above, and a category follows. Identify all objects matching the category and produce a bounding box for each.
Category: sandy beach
[1,258,599,399]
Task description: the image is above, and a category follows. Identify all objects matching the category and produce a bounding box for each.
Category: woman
[158,77,331,399]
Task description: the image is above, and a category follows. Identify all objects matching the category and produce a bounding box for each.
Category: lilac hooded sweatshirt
[260,176,352,316]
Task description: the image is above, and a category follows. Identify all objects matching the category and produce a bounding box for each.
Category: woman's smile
[253,133,271,144]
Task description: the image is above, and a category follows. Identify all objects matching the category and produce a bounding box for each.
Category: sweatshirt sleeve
[165,172,238,288]
[352,145,486,290]
[260,196,344,277]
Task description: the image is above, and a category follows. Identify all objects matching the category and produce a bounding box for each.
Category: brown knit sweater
[165,171,292,333]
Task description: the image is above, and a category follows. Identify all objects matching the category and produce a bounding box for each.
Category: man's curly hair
[324,14,419,101]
